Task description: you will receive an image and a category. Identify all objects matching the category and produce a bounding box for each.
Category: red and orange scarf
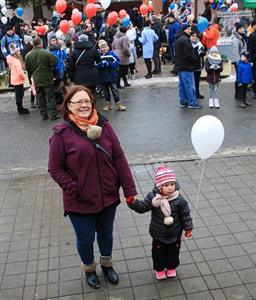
[68,108,98,132]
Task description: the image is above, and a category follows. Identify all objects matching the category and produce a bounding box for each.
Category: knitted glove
[185,230,192,239]
[126,196,136,205]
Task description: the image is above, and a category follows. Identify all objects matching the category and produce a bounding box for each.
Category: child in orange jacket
[7,43,30,114]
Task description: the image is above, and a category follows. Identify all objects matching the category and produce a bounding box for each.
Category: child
[97,39,126,111]
[205,46,223,108]
[127,167,193,280]
[7,43,30,114]
[237,53,252,108]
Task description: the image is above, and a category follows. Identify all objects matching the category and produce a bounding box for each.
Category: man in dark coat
[248,20,256,99]
[175,24,201,109]
[151,15,165,74]
[25,36,60,121]
[69,34,101,93]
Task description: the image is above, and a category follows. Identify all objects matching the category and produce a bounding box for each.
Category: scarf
[152,191,179,218]
[68,108,98,132]
[208,53,222,67]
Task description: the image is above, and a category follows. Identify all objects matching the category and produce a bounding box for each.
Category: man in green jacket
[25,36,60,120]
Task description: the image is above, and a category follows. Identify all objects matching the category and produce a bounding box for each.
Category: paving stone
[60,267,82,282]
[181,276,208,294]
[215,234,238,247]
[186,291,214,300]
[226,222,249,233]
[238,268,256,284]
[208,224,231,236]
[223,285,252,300]
[203,275,220,289]
[130,270,154,286]
[242,242,256,255]
[215,271,242,288]
[0,287,23,299]
[156,279,184,298]
[127,257,150,273]
[196,262,212,276]
[221,245,247,258]
[47,282,59,298]
[4,261,27,275]
[23,286,35,300]
[234,231,256,243]
[124,246,146,260]
[109,287,135,300]
[210,289,227,300]
[25,272,37,286]
[133,284,159,300]
[195,237,218,250]
[35,284,47,299]
[2,273,25,288]
[246,283,256,298]
[60,279,83,296]
[229,256,255,270]
[178,264,200,279]
[201,248,226,261]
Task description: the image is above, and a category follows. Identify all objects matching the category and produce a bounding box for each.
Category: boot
[123,77,131,87]
[81,262,100,289]
[17,106,30,114]
[214,99,220,109]
[209,98,214,108]
[30,102,36,109]
[115,101,126,111]
[103,102,112,111]
[244,100,251,106]
[100,256,119,285]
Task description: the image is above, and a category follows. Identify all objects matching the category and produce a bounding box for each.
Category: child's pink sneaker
[155,270,167,280]
[166,269,176,278]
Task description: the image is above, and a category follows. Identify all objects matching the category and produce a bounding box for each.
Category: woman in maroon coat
[48,85,137,289]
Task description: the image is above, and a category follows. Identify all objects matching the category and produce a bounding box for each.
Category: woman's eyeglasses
[69,100,92,106]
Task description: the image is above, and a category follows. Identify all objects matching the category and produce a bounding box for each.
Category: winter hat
[24,35,33,45]
[209,46,219,55]
[78,34,89,42]
[235,22,243,31]
[155,167,176,189]
[49,34,57,41]
[181,23,191,31]
[98,39,108,48]
[9,43,20,55]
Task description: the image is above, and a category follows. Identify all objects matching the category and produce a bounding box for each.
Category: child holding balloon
[126,167,193,280]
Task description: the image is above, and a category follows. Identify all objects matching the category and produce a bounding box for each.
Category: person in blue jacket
[97,39,126,111]
[168,14,181,64]
[237,53,252,108]
[139,20,158,79]
[49,35,67,80]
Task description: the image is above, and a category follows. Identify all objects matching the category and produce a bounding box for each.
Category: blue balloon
[122,17,130,28]
[16,7,24,17]
[162,0,167,3]
[197,16,208,33]
[169,3,175,10]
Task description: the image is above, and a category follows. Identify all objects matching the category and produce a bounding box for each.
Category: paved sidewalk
[0,155,256,299]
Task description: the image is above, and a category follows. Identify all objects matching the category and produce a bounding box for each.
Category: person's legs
[181,71,198,107]
[194,71,203,97]
[69,214,100,289]
[43,85,59,120]
[35,86,48,119]
[208,83,214,107]
[234,62,239,99]
[144,58,152,78]
[252,61,256,98]
[153,47,161,74]
[109,83,120,103]
[14,84,25,111]
[102,83,112,111]
[242,84,251,106]
[96,206,119,284]
[152,238,166,272]
[213,83,220,108]
[178,72,188,106]
[166,239,181,276]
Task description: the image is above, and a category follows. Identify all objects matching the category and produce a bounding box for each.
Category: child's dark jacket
[128,186,193,244]
[97,49,120,84]
[205,59,223,84]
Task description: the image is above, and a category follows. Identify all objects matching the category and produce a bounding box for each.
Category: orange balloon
[71,12,82,25]
[84,3,97,18]
[119,9,127,19]
[39,25,46,35]
[107,11,118,26]
[55,0,67,14]
[139,4,148,16]
[88,0,96,3]
[60,20,70,34]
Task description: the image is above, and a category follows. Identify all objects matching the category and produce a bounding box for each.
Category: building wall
[22,5,52,22]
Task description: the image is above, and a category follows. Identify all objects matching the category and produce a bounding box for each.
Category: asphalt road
[0,82,256,172]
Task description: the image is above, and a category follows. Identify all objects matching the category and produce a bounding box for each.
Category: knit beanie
[78,34,89,42]
[209,46,219,55]
[181,23,191,31]
[235,22,243,31]
[155,167,176,189]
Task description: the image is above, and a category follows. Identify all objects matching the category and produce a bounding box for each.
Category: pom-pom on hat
[155,167,176,188]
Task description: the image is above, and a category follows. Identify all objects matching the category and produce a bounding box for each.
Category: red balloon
[55,0,67,14]
[60,20,70,34]
[119,9,127,19]
[139,4,148,16]
[107,11,118,26]
[84,3,97,18]
[71,12,82,25]
[39,26,46,35]
[148,5,154,12]
[34,26,40,33]
[87,0,96,3]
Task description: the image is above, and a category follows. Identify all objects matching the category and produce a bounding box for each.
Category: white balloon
[1,16,7,24]
[100,0,111,9]
[191,115,225,160]
[72,8,79,14]
[0,0,5,6]
[1,6,7,15]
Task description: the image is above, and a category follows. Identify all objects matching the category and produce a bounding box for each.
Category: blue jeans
[69,205,116,265]
[178,71,198,106]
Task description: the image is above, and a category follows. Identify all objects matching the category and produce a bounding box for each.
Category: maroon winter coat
[48,115,137,214]
[205,59,223,84]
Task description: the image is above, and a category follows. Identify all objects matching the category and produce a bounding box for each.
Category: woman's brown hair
[62,85,96,120]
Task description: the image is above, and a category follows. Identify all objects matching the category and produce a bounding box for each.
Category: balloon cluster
[211,0,238,12]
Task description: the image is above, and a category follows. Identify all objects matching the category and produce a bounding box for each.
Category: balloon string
[192,159,206,228]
